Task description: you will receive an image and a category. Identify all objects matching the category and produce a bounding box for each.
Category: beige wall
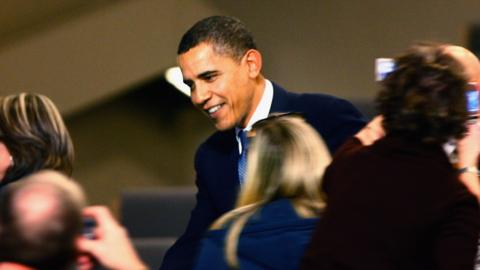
[0,0,221,114]
[217,0,480,101]
[1,1,478,113]
[66,82,214,206]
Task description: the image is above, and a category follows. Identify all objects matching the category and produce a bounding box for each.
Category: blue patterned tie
[238,130,249,185]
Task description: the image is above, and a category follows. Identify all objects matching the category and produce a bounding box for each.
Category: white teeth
[208,105,221,114]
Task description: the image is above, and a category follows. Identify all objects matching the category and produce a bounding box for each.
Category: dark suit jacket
[300,137,480,270]
[194,198,319,270]
[160,83,366,270]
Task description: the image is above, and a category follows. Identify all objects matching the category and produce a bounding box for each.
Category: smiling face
[178,42,261,130]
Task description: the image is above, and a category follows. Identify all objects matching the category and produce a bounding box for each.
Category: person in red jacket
[301,42,480,270]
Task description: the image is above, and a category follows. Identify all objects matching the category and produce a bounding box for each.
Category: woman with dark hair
[0,93,74,188]
[301,43,480,270]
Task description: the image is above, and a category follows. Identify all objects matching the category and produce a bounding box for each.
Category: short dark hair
[0,93,74,187]
[376,42,468,144]
[177,15,257,61]
[0,171,84,270]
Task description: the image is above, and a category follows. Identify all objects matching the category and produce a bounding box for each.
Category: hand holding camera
[77,206,148,270]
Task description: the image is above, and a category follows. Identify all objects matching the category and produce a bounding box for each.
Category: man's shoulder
[272,83,356,113]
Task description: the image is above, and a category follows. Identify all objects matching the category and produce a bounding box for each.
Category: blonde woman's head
[239,114,331,215]
[213,114,332,268]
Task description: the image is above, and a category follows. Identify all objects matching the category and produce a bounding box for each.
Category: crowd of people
[0,15,479,270]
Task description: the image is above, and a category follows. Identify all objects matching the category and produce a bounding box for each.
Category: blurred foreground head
[0,93,74,187]
[0,170,85,270]
[377,42,473,144]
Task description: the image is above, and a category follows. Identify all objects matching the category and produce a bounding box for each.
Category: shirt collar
[236,79,273,134]
[235,79,274,152]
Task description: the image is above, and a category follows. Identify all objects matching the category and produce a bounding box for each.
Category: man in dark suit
[160,15,366,270]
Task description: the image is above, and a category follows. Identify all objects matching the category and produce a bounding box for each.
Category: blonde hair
[211,116,331,268]
[0,93,74,185]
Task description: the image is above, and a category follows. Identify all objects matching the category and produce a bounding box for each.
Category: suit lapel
[214,129,240,212]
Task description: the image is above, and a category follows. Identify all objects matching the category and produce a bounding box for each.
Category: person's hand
[355,115,385,146]
[457,122,480,168]
[76,206,148,270]
[456,122,480,200]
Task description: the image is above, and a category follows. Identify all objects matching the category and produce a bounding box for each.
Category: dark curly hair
[177,15,257,61]
[376,42,469,144]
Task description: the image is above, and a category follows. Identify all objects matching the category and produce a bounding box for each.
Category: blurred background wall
[0,0,479,206]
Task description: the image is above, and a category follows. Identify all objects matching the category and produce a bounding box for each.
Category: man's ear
[244,49,262,78]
